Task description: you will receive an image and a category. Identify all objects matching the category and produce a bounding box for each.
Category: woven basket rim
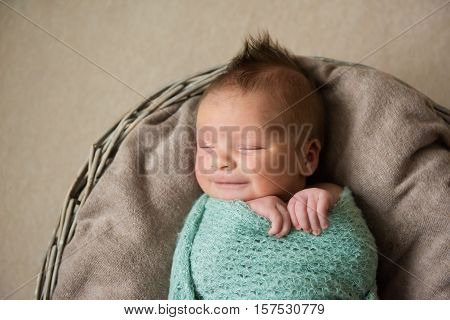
[35,57,449,299]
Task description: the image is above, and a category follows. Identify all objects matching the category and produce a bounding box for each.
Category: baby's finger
[307,194,321,235]
[316,196,329,229]
[295,199,311,233]
[275,203,291,238]
[287,198,299,230]
[268,210,283,236]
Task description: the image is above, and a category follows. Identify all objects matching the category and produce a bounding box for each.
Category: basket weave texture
[35,64,227,299]
[35,58,450,300]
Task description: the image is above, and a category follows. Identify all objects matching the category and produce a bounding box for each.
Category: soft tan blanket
[53,56,450,299]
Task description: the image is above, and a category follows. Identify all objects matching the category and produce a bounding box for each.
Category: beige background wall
[0,0,448,299]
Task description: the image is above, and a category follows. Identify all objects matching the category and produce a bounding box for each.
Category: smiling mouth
[213,181,248,189]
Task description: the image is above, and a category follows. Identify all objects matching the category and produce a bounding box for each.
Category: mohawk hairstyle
[199,30,325,147]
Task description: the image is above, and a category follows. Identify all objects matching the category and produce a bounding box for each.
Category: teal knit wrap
[168,186,378,300]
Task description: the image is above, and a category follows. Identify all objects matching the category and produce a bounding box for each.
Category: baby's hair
[199,30,325,147]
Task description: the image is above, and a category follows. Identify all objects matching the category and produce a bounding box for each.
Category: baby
[169,32,378,300]
[194,36,341,238]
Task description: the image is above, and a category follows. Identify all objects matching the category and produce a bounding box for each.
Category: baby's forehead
[196,120,293,145]
[197,126,262,137]
[197,88,286,121]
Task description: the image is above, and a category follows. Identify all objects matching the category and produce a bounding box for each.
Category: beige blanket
[53,56,450,299]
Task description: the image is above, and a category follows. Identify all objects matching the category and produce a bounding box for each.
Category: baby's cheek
[240,156,261,173]
[194,163,210,194]
[259,151,286,175]
[195,153,214,175]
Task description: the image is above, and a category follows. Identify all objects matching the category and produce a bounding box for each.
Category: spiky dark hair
[199,30,325,146]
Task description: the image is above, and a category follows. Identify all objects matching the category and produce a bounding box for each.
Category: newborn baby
[169,33,378,300]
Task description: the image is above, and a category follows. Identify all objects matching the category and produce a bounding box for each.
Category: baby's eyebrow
[196,127,266,142]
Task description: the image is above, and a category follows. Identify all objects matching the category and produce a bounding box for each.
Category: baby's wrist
[308,182,342,205]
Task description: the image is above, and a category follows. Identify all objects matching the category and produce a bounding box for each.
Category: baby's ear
[302,139,321,176]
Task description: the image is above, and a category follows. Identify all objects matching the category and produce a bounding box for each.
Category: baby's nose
[215,148,236,170]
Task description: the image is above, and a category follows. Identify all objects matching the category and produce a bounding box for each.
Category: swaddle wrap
[168,186,378,300]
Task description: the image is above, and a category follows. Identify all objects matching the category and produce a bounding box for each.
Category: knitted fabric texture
[168,186,378,300]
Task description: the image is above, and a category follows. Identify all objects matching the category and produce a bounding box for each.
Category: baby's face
[195,87,308,202]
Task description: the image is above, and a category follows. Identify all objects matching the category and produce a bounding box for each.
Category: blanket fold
[169,187,378,300]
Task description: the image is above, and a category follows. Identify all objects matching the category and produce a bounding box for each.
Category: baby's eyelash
[239,146,264,150]
[240,145,263,148]
[198,145,264,150]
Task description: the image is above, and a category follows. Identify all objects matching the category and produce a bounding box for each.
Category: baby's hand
[287,187,338,236]
[246,196,291,238]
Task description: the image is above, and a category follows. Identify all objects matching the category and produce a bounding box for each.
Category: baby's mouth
[213,181,248,189]
[211,178,249,189]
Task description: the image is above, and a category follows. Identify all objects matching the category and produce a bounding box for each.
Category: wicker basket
[35,59,450,300]
[35,64,227,299]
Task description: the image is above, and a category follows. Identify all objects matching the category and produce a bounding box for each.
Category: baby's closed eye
[238,145,266,153]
